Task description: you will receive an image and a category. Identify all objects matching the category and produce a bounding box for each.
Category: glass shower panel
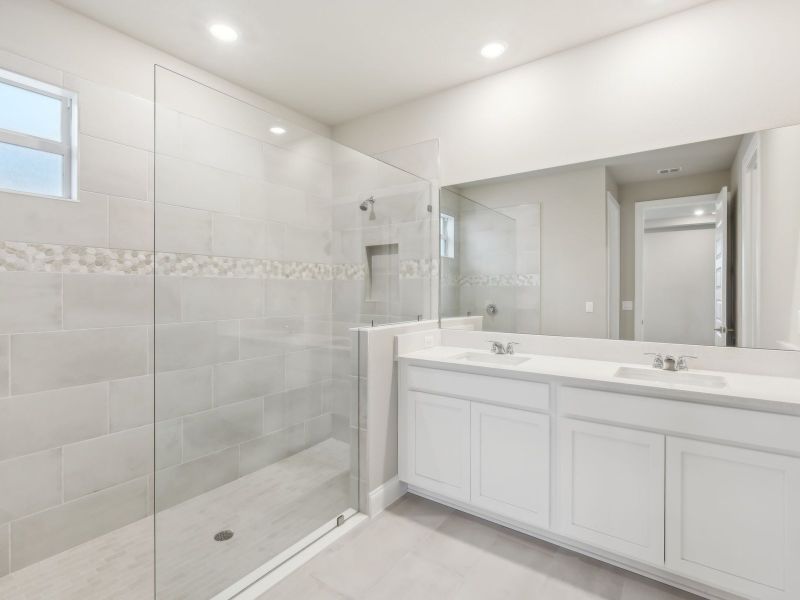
[439,188,518,333]
[153,67,429,599]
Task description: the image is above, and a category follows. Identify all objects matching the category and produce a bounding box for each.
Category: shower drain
[214,529,234,542]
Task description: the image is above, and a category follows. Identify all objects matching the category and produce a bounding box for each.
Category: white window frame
[440,212,455,258]
[0,68,78,201]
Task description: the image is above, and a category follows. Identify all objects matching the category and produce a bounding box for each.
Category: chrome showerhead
[359,196,375,211]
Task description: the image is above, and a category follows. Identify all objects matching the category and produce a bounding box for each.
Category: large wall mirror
[440,124,800,351]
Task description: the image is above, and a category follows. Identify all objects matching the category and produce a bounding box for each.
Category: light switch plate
[622,300,633,311]
[585,301,594,313]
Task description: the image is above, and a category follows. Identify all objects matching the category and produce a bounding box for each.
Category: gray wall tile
[306,413,333,447]
[154,152,241,214]
[63,274,153,329]
[10,327,148,395]
[265,279,332,317]
[155,203,212,255]
[0,523,7,576]
[182,398,262,461]
[181,277,263,321]
[285,383,323,426]
[108,196,153,251]
[0,449,62,523]
[240,317,307,359]
[155,366,212,421]
[156,276,182,324]
[79,135,149,200]
[0,336,7,398]
[213,355,284,406]
[238,429,289,476]
[155,447,238,511]
[63,426,152,500]
[154,321,238,372]
[10,478,147,570]
[155,419,181,470]
[0,272,62,334]
[0,384,108,461]
[0,189,108,247]
[109,375,153,432]
[212,214,284,259]
[285,347,332,389]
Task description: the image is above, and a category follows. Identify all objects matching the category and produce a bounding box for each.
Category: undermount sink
[452,352,530,366]
[614,366,727,389]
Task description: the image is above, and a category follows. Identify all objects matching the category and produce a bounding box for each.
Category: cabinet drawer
[560,386,800,455]
[407,365,549,412]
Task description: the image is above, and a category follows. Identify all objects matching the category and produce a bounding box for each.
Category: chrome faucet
[645,353,697,371]
[490,341,519,355]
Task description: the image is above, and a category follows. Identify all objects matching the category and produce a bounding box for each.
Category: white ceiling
[54,0,711,125]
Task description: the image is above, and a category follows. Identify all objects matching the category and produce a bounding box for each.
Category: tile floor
[259,494,705,600]
[0,438,353,600]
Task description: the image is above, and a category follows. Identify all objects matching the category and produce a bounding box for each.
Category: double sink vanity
[398,342,800,600]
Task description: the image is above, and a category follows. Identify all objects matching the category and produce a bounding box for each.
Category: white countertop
[399,345,800,415]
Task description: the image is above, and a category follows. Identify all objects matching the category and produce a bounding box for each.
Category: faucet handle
[644,352,664,369]
[489,341,504,354]
[677,355,697,371]
[505,342,519,355]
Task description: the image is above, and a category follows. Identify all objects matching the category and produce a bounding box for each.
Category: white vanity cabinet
[665,437,800,600]
[471,402,550,528]
[405,390,471,501]
[557,419,665,564]
[399,355,800,600]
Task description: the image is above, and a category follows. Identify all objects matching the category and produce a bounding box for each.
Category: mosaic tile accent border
[0,241,434,281]
[441,273,540,287]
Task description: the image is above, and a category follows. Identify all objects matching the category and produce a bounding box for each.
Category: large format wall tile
[10,478,147,570]
[10,327,148,395]
[154,203,212,255]
[154,447,238,511]
[108,196,154,251]
[212,214,284,260]
[63,426,152,500]
[181,277,263,321]
[0,523,8,577]
[0,449,62,523]
[213,355,284,406]
[154,321,238,372]
[265,279,332,317]
[155,419,181,470]
[109,375,153,432]
[239,317,309,359]
[285,347,332,389]
[154,367,212,421]
[0,189,108,247]
[181,398,262,461]
[63,274,153,328]
[154,154,240,214]
[238,429,290,476]
[0,272,61,333]
[79,135,149,201]
[0,384,108,461]
[64,75,154,152]
[285,383,323,427]
[0,336,6,398]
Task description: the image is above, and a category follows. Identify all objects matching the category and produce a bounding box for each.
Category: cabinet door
[471,402,550,529]
[558,419,665,564]
[406,391,470,502]
[666,437,800,600]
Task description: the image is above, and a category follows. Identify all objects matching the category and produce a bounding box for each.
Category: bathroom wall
[617,170,731,340]
[0,0,339,576]
[333,0,800,187]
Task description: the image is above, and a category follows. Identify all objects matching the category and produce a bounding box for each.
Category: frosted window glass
[0,81,63,141]
[0,142,63,196]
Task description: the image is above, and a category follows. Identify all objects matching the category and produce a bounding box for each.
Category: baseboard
[368,476,408,516]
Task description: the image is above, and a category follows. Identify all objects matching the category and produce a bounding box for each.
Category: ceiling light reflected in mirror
[480,41,507,59]
[209,23,238,42]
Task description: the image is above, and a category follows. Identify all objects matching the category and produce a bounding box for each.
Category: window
[440,212,455,258]
[0,68,77,199]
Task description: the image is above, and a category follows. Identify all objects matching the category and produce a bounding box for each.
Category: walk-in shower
[0,63,432,599]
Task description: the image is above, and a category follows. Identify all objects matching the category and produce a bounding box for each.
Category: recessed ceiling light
[209,23,238,42]
[480,41,507,59]
[694,209,705,216]
[269,126,287,135]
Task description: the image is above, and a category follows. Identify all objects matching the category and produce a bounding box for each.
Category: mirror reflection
[441,124,800,351]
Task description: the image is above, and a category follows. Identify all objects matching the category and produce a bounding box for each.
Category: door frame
[738,134,761,348]
[634,194,718,341]
[606,192,621,339]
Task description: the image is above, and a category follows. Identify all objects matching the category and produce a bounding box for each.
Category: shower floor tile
[0,438,352,600]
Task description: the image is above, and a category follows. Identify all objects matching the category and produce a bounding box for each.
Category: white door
[557,419,665,564]
[714,186,729,346]
[607,192,621,339]
[471,402,549,528]
[666,437,800,600]
[406,391,470,502]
